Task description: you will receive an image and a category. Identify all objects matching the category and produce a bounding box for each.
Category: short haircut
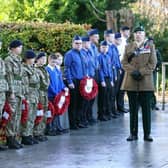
[49,52,63,60]
[49,53,57,60]
[55,52,63,59]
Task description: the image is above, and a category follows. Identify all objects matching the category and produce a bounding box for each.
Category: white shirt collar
[47,64,55,71]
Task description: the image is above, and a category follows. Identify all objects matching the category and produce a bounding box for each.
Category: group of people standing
[0,40,70,150]
[0,24,160,151]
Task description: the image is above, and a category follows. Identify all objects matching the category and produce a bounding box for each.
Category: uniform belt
[14,75,22,80]
[29,83,38,88]
[40,86,47,91]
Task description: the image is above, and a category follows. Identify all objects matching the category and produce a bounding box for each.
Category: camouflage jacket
[22,63,40,103]
[0,58,9,92]
[4,52,22,96]
[36,66,49,93]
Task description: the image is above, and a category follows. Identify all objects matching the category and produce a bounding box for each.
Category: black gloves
[131,70,142,81]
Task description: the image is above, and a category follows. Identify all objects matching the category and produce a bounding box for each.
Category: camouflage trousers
[0,92,6,118]
[21,102,36,136]
[6,95,22,137]
[33,94,48,136]
[0,92,6,144]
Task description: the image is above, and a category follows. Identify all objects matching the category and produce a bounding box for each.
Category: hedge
[0,22,90,58]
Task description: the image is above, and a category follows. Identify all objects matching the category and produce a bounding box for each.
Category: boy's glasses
[75,42,82,45]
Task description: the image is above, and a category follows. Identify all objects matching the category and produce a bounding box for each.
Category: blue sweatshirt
[45,65,65,100]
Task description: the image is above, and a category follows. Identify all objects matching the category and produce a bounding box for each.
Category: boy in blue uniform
[98,41,114,121]
[80,36,97,125]
[64,35,86,129]
[114,32,129,114]
[104,30,120,118]
[45,53,68,135]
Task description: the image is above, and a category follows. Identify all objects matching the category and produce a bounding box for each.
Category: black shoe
[0,145,8,151]
[155,106,159,110]
[21,136,34,145]
[41,135,48,141]
[112,110,121,116]
[34,135,47,142]
[88,119,97,125]
[78,123,88,128]
[98,116,108,121]
[29,136,39,144]
[119,108,129,113]
[126,135,138,141]
[70,125,79,130]
[59,129,70,134]
[55,130,64,135]
[45,130,57,136]
[34,135,42,142]
[144,135,153,142]
[7,136,21,149]
[111,114,118,119]
[15,140,24,148]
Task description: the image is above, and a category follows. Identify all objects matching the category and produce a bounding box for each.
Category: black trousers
[116,69,125,110]
[98,78,112,118]
[68,79,83,128]
[86,75,98,121]
[127,91,152,136]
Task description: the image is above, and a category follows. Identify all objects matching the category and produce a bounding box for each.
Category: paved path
[0,105,168,168]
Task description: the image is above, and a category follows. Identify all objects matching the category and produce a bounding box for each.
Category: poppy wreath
[53,90,70,116]
[21,99,29,124]
[0,101,12,128]
[46,101,55,124]
[79,76,98,100]
[34,102,44,125]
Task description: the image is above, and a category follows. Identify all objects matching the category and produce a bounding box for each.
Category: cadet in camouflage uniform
[0,40,9,150]
[21,50,40,145]
[33,52,49,141]
[5,40,23,149]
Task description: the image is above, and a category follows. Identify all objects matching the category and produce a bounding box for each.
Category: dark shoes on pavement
[126,135,138,141]
[0,145,8,151]
[119,108,129,113]
[144,135,153,142]
[127,134,153,142]
[7,136,23,149]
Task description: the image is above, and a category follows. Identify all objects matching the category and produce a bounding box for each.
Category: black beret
[24,50,36,59]
[121,26,130,31]
[134,26,145,33]
[82,36,90,42]
[36,52,46,60]
[104,29,113,35]
[114,33,122,39]
[100,40,108,46]
[9,40,23,49]
[87,29,99,36]
[73,35,82,41]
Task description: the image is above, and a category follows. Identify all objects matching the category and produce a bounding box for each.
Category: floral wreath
[53,90,70,116]
[79,76,98,100]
